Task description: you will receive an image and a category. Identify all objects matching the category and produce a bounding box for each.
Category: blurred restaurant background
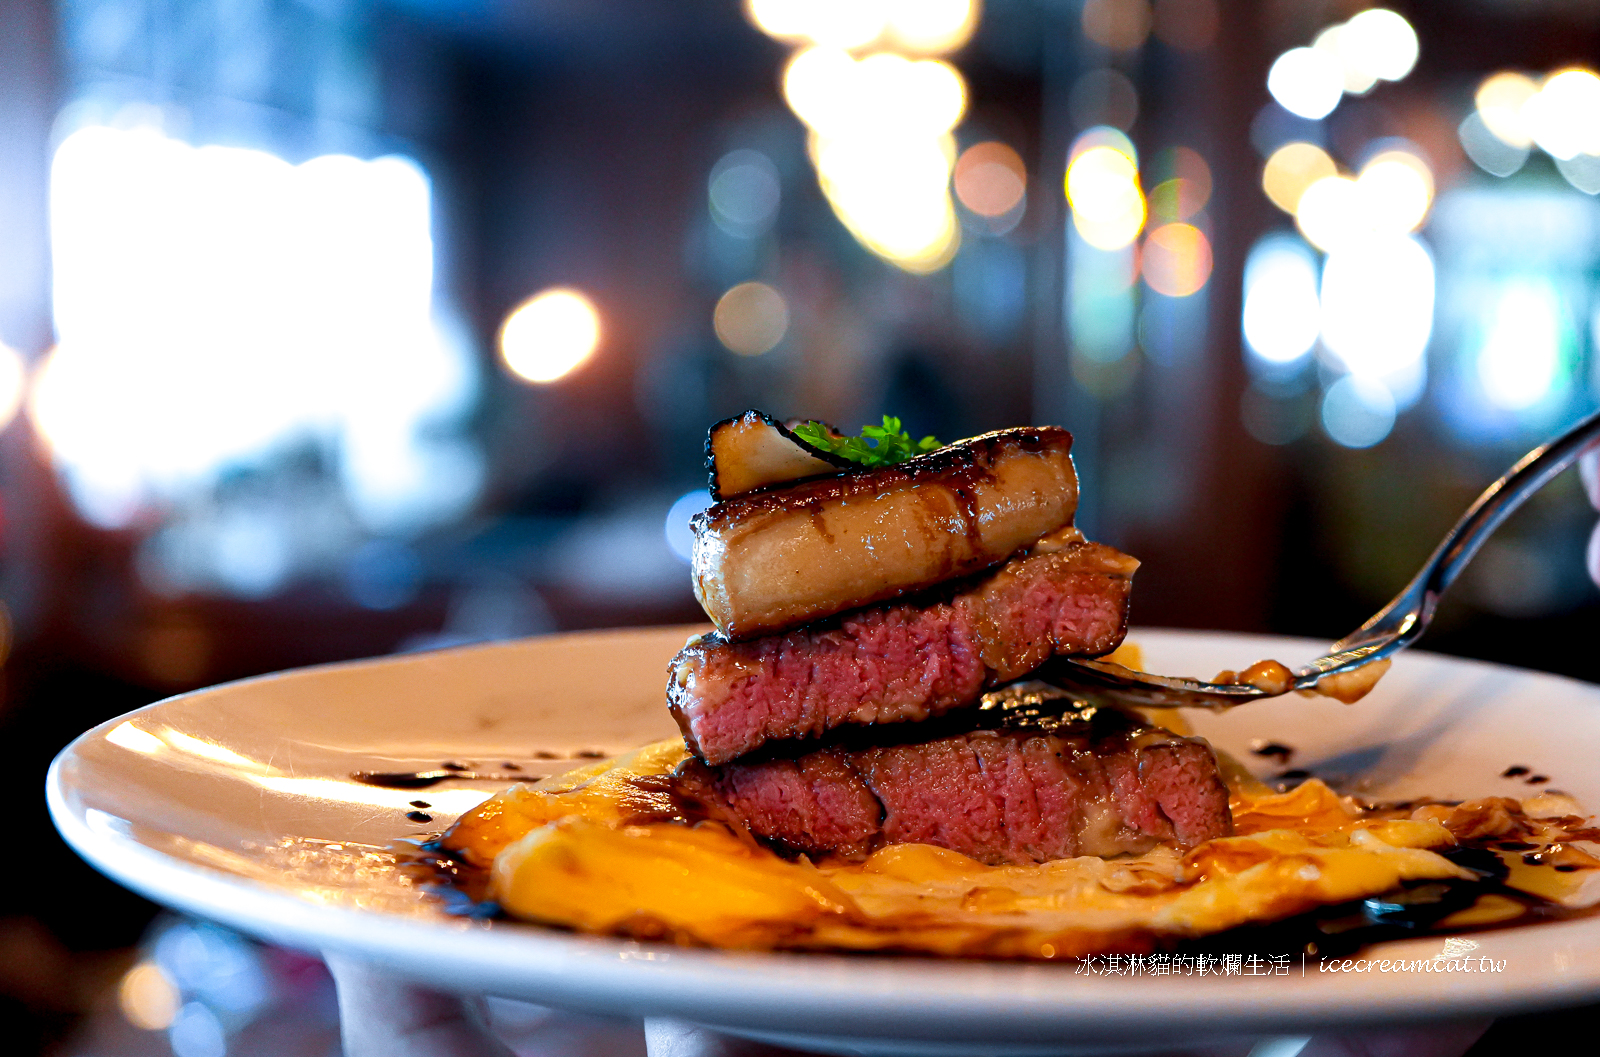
[2,0,1600,1052]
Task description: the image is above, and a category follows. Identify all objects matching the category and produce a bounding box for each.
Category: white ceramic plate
[46,627,1600,1056]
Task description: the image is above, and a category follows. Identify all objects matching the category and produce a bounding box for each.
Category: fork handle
[1305,407,1600,680]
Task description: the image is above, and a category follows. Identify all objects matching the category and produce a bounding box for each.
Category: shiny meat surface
[690,427,1079,640]
[676,719,1232,866]
[669,540,1137,765]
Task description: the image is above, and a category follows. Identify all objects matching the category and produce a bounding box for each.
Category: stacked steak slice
[671,538,1137,765]
[676,703,1231,866]
[667,420,1232,866]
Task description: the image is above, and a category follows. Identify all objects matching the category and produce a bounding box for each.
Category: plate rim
[45,626,1600,1045]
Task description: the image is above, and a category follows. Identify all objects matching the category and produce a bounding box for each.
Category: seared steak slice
[677,720,1232,866]
[692,427,1080,640]
[669,539,1137,766]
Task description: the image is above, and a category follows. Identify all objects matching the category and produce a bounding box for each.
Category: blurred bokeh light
[7,2,1600,1050]
[499,288,602,384]
[714,282,790,355]
[1066,135,1145,251]
[1141,223,1211,298]
[1262,142,1337,214]
[954,141,1026,218]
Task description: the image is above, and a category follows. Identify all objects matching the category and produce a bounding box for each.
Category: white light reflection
[0,341,24,433]
[885,0,979,54]
[1477,279,1564,411]
[746,0,889,50]
[157,729,270,771]
[1267,47,1344,120]
[1313,26,1376,95]
[1320,234,1434,404]
[1475,72,1539,149]
[1338,9,1418,83]
[44,125,479,535]
[1321,375,1396,448]
[1355,150,1433,234]
[249,775,491,814]
[168,1001,225,1057]
[1065,133,1145,251]
[499,288,601,383]
[1458,111,1529,178]
[1294,175,1360,252]
[1556,154,1600,195]
[106,720,165,755]
[784,48,966,271]
[1242,234,1320,366]
[1523,69,1600,161]
[709,149,781,238]
[666,490,712,563]
[812,133,960,271]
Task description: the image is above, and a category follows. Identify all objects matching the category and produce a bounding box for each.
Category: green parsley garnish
[793,416,942,468]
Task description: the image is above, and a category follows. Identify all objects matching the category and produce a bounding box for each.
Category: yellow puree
[436,738,1553,958]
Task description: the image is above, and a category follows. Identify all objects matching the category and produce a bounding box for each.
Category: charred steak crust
[675,715,1233,866]
[668,540,1138,766]
[691,426,1080,641]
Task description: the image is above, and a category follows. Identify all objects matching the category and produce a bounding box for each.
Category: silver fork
[1037,407,1600,710]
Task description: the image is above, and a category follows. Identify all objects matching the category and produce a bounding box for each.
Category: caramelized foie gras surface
[691,427,1080,641]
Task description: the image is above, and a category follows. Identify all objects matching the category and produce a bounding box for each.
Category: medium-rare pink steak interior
[670,413,1234,865]
[669,536,1138,765]
[674,710,1232,866]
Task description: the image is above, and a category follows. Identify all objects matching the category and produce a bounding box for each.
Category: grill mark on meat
[669,540,1137,765]
[675,711,1232,866]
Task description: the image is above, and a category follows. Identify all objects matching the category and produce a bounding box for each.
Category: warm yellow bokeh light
[1474,71,1540,149]
[26,344,90,465]
[782,47,856,133]
[813,132,960,272]
[744,0,808,41]
[118,962,180,1031]
[954,141,1026,217]
[0,341,25,433]
[1262,142,1337,214]
[499,288,600,384]
[1524,67,1600,160]
[1267,47,1344,120]
[1294,174,1360,252]
[1312,25,1377,95]
[1082,0,1152,52]
[1339,8,1419,83]
[1065,145,1145,250]
[783,49,966,140]
[1141,223,1212,297]
[714,282,790,356]
[1356,151,1433,234]
[1069,126,1138,168]
[745,0,888,50]
[885,0,979,54]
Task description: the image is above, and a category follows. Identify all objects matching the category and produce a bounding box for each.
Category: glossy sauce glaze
[410,737,1600,958]
[691,427,1080,640]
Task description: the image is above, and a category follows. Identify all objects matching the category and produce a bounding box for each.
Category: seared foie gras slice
[691,426,1079,640]
[670,539,1137,765]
